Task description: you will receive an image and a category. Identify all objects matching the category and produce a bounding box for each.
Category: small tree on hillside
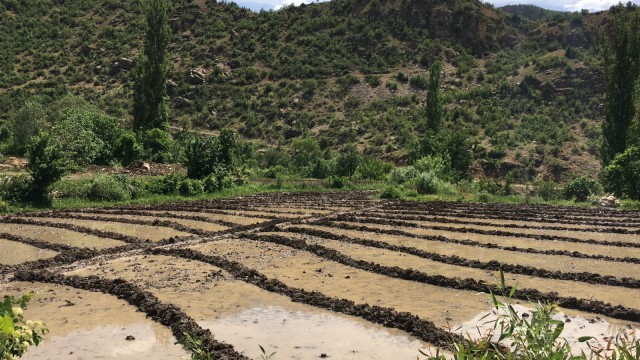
[11,100,46,155]
[27,132,70,205]
[133,0,171,133]
[426,61,443,133]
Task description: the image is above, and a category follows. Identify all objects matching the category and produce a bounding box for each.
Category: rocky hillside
[0,0,619,182]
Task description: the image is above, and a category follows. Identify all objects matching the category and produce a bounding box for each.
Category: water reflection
[202,306,431,359]
[23,322,187,360]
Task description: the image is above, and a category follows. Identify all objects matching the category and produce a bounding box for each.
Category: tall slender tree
[426,61,443,133]
[600,4,640,166]
[133,0,171,132]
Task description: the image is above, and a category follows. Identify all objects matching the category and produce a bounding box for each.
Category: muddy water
[456,304,639,354]
[191,239,494,328]
[68,212,229,232]
[23,217,191,242]
[0,282,187,359]
[0,239,58,265]
[203,306,431,359]
[403,219,640,244]
[0,223,125,249]
[313,224,640,280]
[71,255,435,357]
[274,232,640,310]
[327,222,640,260]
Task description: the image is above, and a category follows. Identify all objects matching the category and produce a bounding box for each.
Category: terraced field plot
[1,191,639,359]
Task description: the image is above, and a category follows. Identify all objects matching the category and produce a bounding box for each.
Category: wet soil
[0,281,188,359]
[328,221,640,260]
[190,239,505,328]
[275,231,640,310]
[0,222,126,249]
[0,239,58,265]
[66,212,230,233]
[308,224,640,280]
[18,217,191,242]
[69,254,436,357]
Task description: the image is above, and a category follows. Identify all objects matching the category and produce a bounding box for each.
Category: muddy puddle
[68,212,229,232]
[1,282,187,359]
[70,254,436,357]
[23,217,191,242]
[274,232,640,310]
[202,306,431,359]
[191,239,493,327]
[306,224,640,280]
[0,223,125,249]
[328,222,638,260]
[455,304,639,354]
[0,239,58,265]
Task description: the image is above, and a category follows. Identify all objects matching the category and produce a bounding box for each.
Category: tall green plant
[600,4,640,166]
[132,0,171,132]
[426,61,443,133]
[26,132,71,205]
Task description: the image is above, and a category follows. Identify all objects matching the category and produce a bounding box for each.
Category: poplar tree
[133,0,171,132]
[600,4,640,166]
[426,61,443,133]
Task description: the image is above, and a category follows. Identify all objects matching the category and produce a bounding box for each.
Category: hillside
[0,0,617,182]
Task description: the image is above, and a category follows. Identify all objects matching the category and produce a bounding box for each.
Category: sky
[236,0,639,13]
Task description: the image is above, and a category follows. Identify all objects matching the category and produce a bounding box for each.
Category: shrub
[563,177,599,202]
[537,181,560,201]
[602,146,640,199]
[179,179,204,196]
[388,166,418,184]
[27,132,71,205]
[113,131,142,166]
[416,171,438,194]
[379,186,402,199]
[326,176,350,189]
[413,155,451,180]
[183,130,238,179]
[336,146,361,178]
[141,128,174,164]
[87,176,131,201]
[203,174,221,193]
[0,175,32,204]
[11,100,46,155]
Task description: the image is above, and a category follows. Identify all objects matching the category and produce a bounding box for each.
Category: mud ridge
[330,216,640,249]
[150,247,456,347]
[61,208,240,228]
[1,244,144,276]
[240,233,640,323]
[383,201,640,224]
[303,221,640,264]
[12,270,249,360]
[366,211,640,235]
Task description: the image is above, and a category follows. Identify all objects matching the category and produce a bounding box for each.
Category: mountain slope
[0,0,616,182]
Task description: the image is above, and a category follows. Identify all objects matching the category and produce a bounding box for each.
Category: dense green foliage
[133,0,171,132]
[426,61,443,133]
[602,145,640,199]
[600,4,640,166]
[1,293,48,359]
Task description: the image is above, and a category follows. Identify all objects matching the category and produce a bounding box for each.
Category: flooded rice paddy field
[1,191,639,359]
